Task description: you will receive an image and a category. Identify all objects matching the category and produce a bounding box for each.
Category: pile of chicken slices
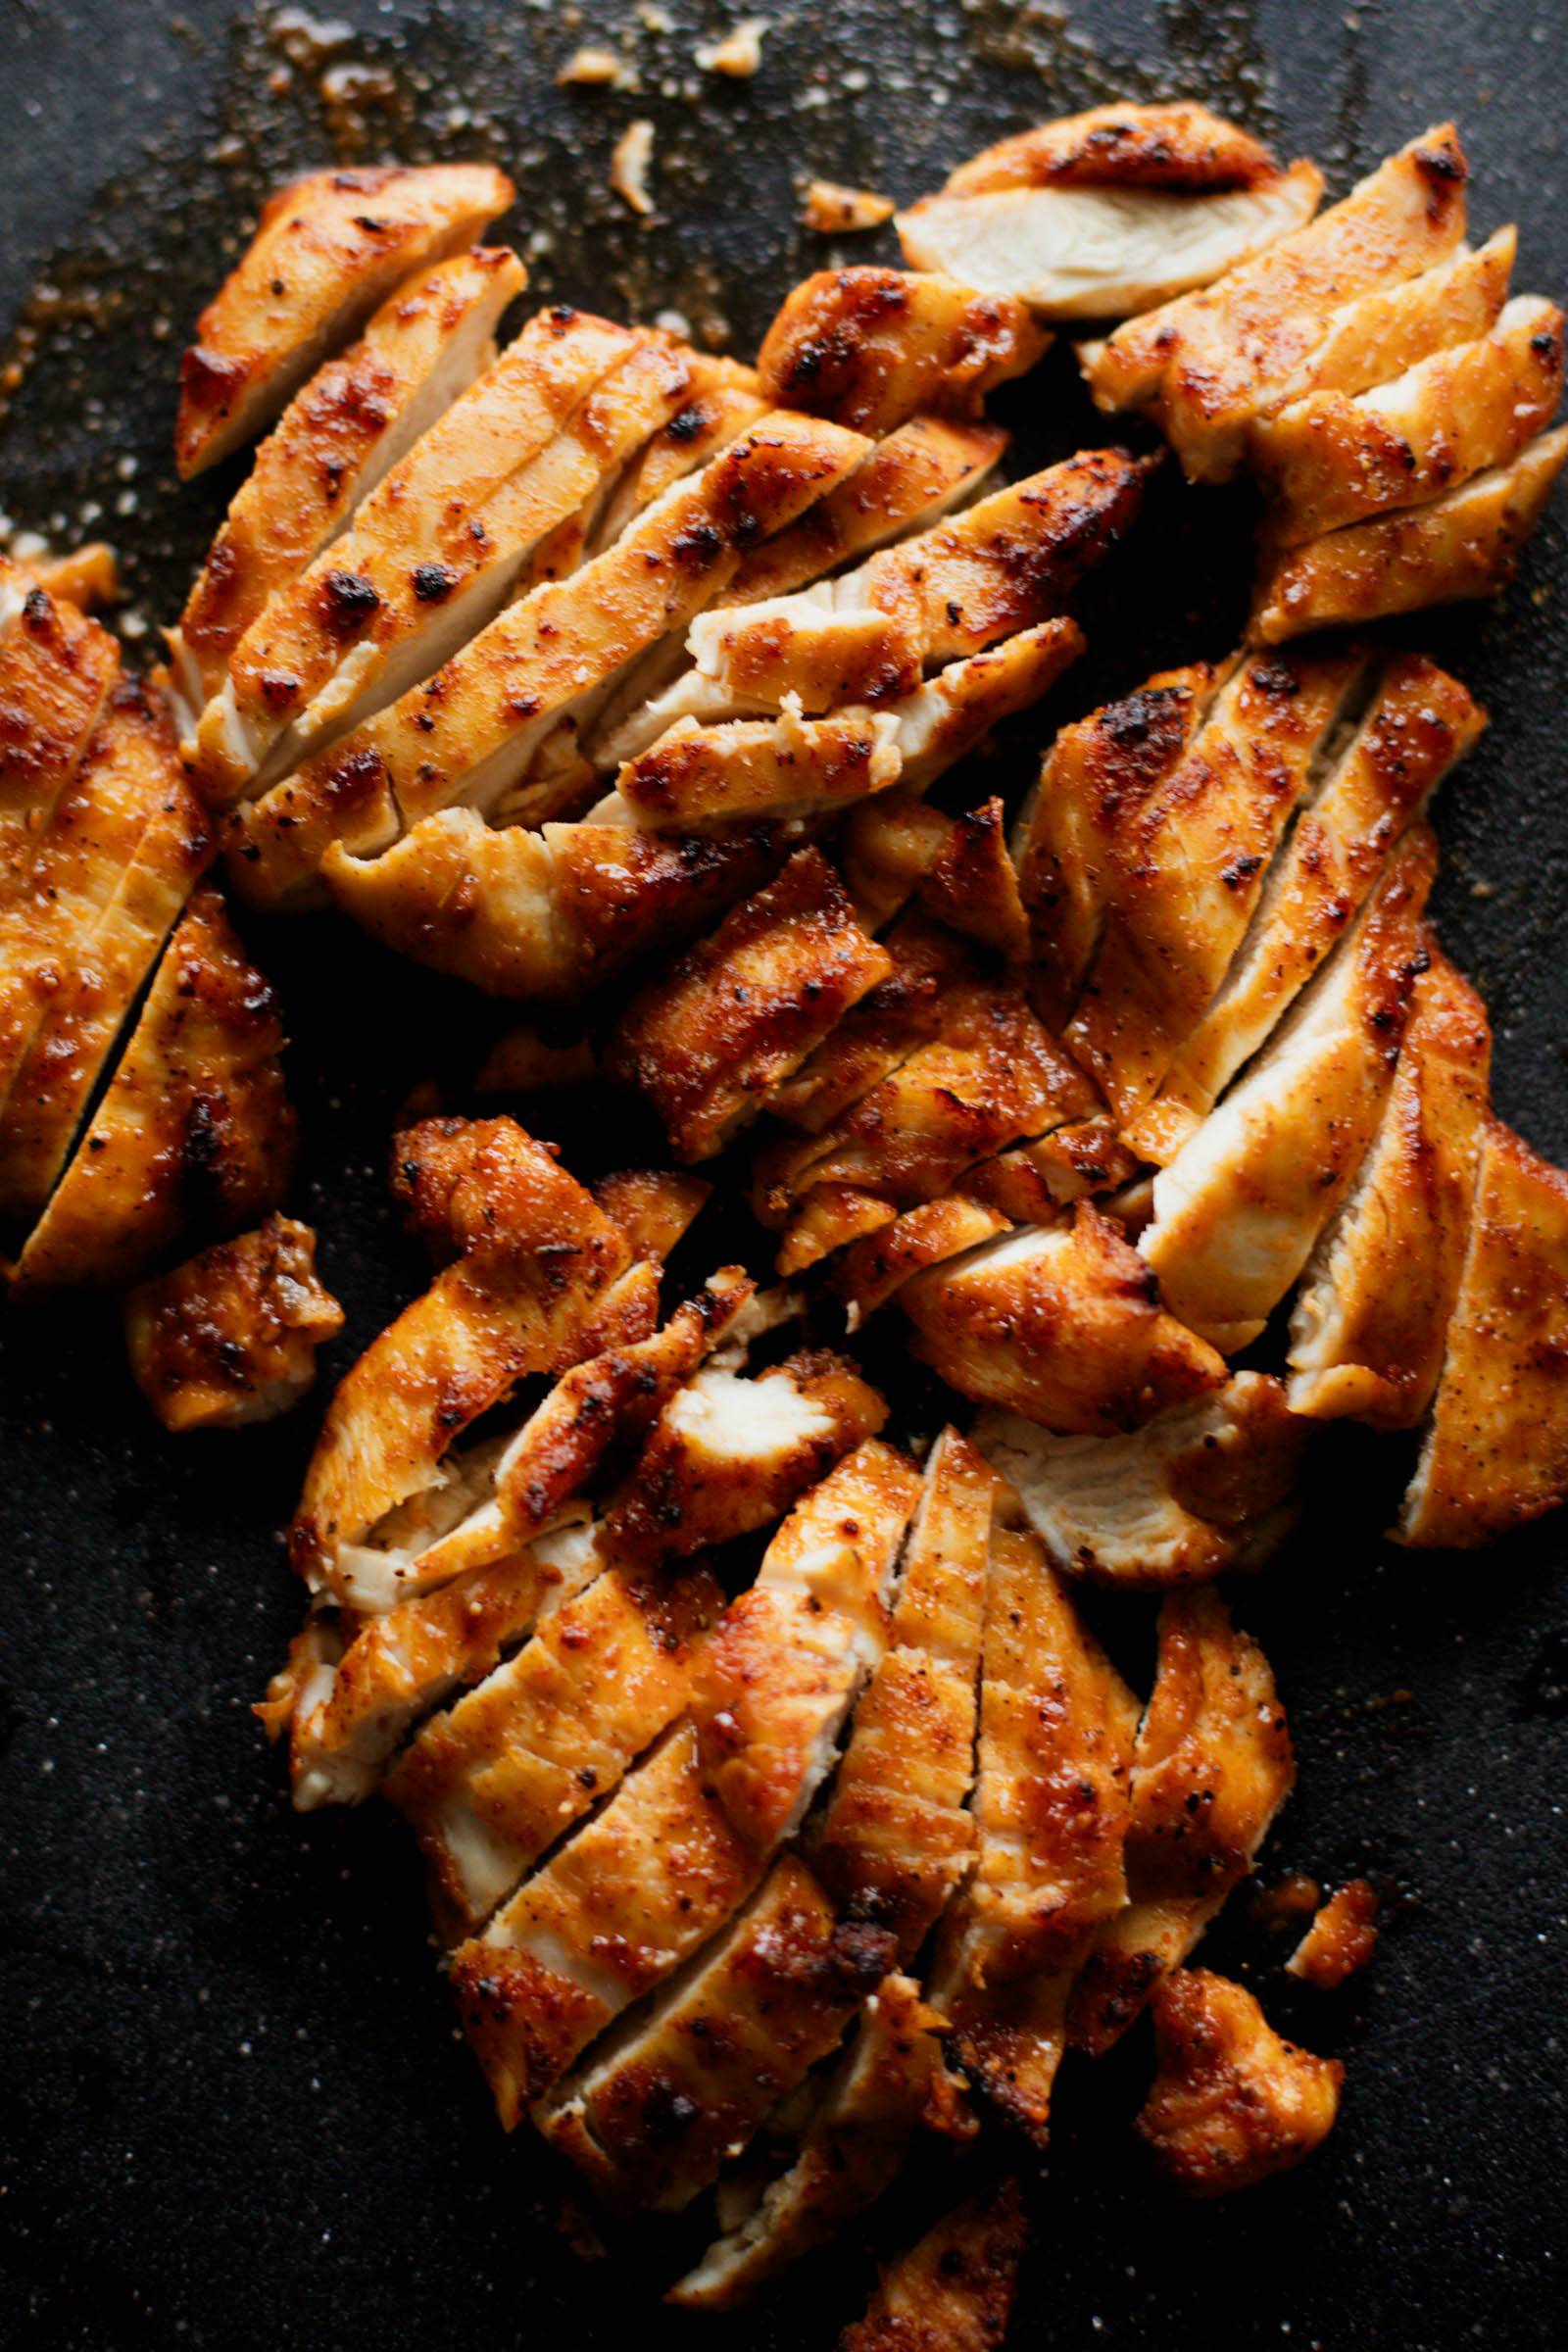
[2,99,1566,2345]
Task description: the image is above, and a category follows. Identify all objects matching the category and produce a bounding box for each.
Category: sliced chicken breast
[940,102,1286,198]
[757,268,1049,433]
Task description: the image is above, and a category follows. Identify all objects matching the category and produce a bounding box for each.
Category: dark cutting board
[2,4,1565,2347]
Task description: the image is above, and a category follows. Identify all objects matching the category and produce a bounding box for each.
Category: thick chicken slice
[123,1214,341,1432]
[1141,825,1435,1351]
[903,1207,1226,1436]
[836,1195,1011,1324]
[1137,1970,1342,2194]
[609,848,893,1158]
[289,1118,637,1603]
[1250,425,1568,643]
[973,1372,1303,1588]
[762,913,983,1137]
[757,268,1048,433]
[837,2180,1027,2352]
[1289,950,1492,1427]
[1129,654,1485,1162]
[1085,127,1470,478]
[1396,1118,1568,1547]
[1063,642,1371,1127]
[589,355,765,550]
[174,162,515,476]
[1070,1587,1295,2054]
[1254,226,1515,413]
[0,570,121,888]
[898,166,1321,320]
[1252,293,1564,544]
[171,246,526,717]
[387,1559,721,1936]
[13,887,294,1290]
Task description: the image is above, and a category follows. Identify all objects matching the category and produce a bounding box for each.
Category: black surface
[3,4,1567,2347]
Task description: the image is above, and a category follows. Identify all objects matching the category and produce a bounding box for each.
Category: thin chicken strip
[1252,226,1516,415]
[756,268,1048,433]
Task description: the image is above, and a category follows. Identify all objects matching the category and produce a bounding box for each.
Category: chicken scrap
[123,1214,342,1431]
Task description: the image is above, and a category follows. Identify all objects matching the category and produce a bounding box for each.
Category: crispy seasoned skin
[1131,655,1485,1161]
[903,1208,1226,1437]
[1256,227,1516,413]
[290,1119,637,1601]
[838,2180,1028,2352]
[1086,127,1469,477]
[1063,642,1370,1126]
[1396,1117,1568,1547]
[943,103,1284,196]
[757,269,1049,433]
[1138,1970,1342,2194]
[1252,294,1564,544]
[1142,826,1435,1352]
[14,544,120,612]
[13,887,293,1290]
[172,246,526,714]
[1289,950,1492,1427]
[586,355,765,553]
[1070,1588,1295,2054]
[174,162,516,476]
[609,849,893,1158]
[974,1372,1303,1588]
[1287,1880,1380,1988]
[899,165,1321,320]
[124,1215,342,1431]
[1251,426,1568,642]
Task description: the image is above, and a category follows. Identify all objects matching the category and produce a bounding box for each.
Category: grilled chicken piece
[962,1117,1141,1217]
[1142,826,1435,1351]
[685,452,1146,711]
[590,356,765,549]
[763,913,982,1137]
[1085,127,1469,478]
[609,849,893,1158]
[290,1119,637,1603]
[174,162,515,476]
[13,543,120,612]
[934,1503,1137,2139]
[0,570,121,892]
[837,2180,1027,2352]
[1289,950,1491,1427]
[1253,294,1564,545]
[1071,1588,1294,2054]
[1014,660,1222,1027]
[1130,655,1485,1162]
[591,1166,710,1261]
[973,1372,1303,1588]
[1063,643,1371,1127]
[1251,425,1568,643]
[601,1349,888,1572]
[202,313,675,813]
[123,1215,341,1431]
[388,1559,720,1936]
[13,887,293,1289]
[1287,1880,1380,1988]
[0,688,213,1222]
[1253,225,1516,414]
[837,1195,1013,1325]
[321,808,780,998]
[171,247,526,718]
[903,1208,1225,1436]
[899,165,1320,320]
[1396,1118,1568,1547]
[757,269,1048,434]
[1138,1970,1342,2194]
[944,102,1284,198]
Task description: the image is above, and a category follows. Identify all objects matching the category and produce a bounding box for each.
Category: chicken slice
[762,913,982,1137]
[1287,1880,1380,1988]
[757,268,1048,433]
[387,1559,720,1936]
[973,1371,1303,1588]
[1085,126,1469,478]
[1253,293,1564,545]
[171,246,526,717]
[0,570,121,887]
[614,701,903,830]
[1063,642,1371,1126]
[590,1166,710,1261]
[609,847,893,1158]
[943,102,1285,198]
[12,887,294,1289]
[320,807,780,998]
[1289,950,1492,1427]
[837,2179,1027,2352]
[1070,1587,1294,2053]
[902,1207,1225,1436]
[1130,654,1485,1161]
[837,1195,1014,1324]
[289,1118,637,1602]
[1137,1970,1342,2194]
[589,355,765,552]
[1253,225,1516,414]
[202,312,667,811]
[0,694,213,1222]
[1141,825,1435,1351]
[11,544,120,612]
[1396,1117,1568,1547]
[174,162,515,476]
[898,165,1321,320]
[1250,425,1568,643]
[123,1214,341,1431]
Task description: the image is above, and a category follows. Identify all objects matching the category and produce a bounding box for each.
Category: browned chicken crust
[123,1214,342,1431]
[757,268,1049,433]
[837,2180,1027,2352]
[1137,1968,1342,2194]
[944,101,1283,197]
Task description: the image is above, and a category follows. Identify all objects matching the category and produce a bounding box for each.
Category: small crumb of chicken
[696,18,768,76]
[611,121,657,216]
[1137,1968,1343,2195]
[558,46,639,91]
[124,1215,343,1433]
[805,180,896,235]
[1286,1880,1380,1989]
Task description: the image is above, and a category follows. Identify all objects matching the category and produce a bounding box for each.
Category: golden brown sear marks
[757,268,1049,434]
[837,2179,1027,2352]
[1137,1969,1343,2194]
